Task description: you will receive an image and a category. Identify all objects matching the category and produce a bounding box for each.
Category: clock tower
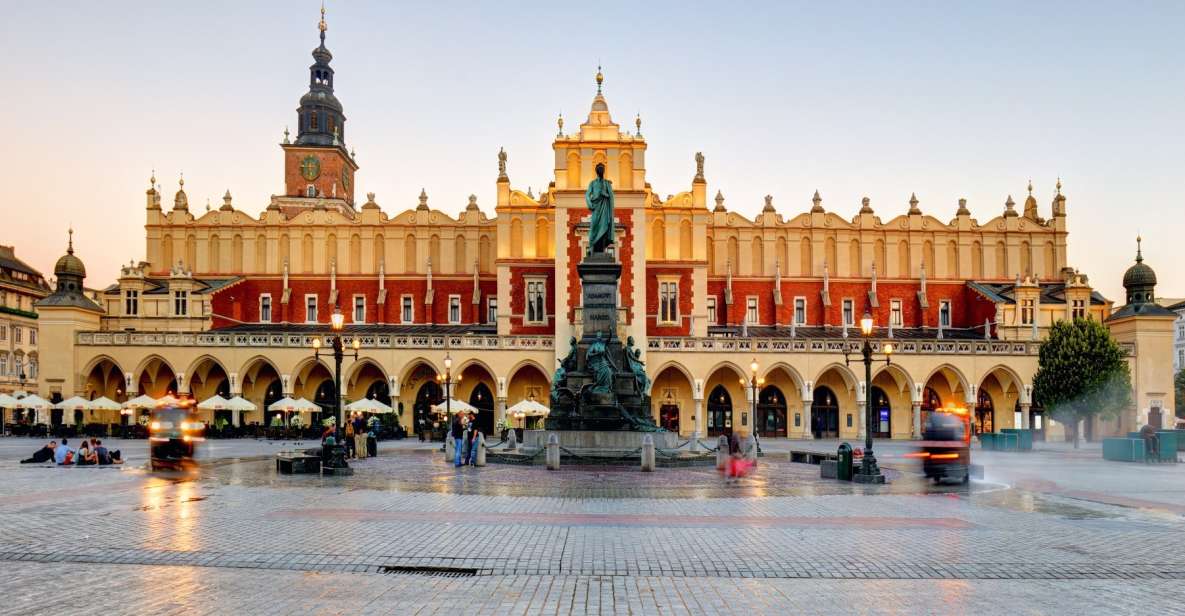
[282,5,358,206]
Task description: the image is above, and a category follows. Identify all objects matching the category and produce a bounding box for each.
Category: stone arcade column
[911,403,922,439]
[1020,403,1032,430]
[856,380,867,440]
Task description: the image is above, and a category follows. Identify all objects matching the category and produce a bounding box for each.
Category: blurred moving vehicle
[910,407,971,484]
[148,403,204,470]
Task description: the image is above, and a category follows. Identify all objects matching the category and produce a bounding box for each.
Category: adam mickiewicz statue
[586,162,615,255]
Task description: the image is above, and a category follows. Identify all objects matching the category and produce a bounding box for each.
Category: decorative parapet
[77,331,554,351]
[647,336,1040,356]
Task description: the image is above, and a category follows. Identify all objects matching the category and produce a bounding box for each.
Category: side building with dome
[33,14,1175,441]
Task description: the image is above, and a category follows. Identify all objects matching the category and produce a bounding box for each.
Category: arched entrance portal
[870,386,891,438]
[707,385,732,437]
[975,389,994,435]
[812,386,839,439]
[415,381,443,436]
[920,387,942,430]
[468,382,494,435]
[757,385,787,437]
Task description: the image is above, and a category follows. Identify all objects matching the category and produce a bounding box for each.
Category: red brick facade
[566,209,635,325]
[507,263,555,335]
[645,265,694,336]
[282,145,358,205]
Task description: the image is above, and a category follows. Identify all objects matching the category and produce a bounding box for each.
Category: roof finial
[149,169,156,187]
[318,1,327,41]
[1056,177,1062,195]
[557,112,563,137]
[635,113,642,136]
[178,171,184,189]
[595,64,603,94]
[67,226,74,255]
[1136,235,1143,263]
[1027,178,1033,196]
[282,126,290,144]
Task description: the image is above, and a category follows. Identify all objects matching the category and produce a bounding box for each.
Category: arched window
[429,235,441,270]
[825,237,837,273]
[680,219,693,260]
[776,236,788,272]
[1044,241,1055,279]
[897,239,909,277]
[566,151,580,188]
[403,234,416,273]
[454,235,467,273]
[972,241,983,279]
[349,234,362,274]
[479,235,492,272]
[309,112,318,131]
[374,233,385,272]
[510,219,523,258]
[727,236,739,273]
[618,152,633,190]
[301,234,314,273]
[535,218,551,259]
[161,234,173,271]
[232,234,243,273]
[849,239,861,277]
[279,233,290,271]
[751,236,763,276]
[1021,240,1032,276]
[874,238,886,274]
[923,240,935,276]
[651,218,666,260]
[945,240,958,278]
[185,235,197,270]
[326,233,338,272]
[800,236,813,276]
[995,240,1007,278]
[255,233,267,273]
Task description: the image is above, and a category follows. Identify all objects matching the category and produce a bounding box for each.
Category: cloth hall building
[34,16,1175,442]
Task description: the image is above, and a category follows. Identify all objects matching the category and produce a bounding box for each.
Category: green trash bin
[837,443,854,481]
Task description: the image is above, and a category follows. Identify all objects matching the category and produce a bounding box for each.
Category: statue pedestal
[577,252,621,341]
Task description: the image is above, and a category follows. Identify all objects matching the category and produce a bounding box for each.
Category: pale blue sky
[4,1,1183,302]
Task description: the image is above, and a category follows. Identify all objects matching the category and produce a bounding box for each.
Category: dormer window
[327,115,335,135]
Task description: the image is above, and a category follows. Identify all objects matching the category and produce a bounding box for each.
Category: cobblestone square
[0,438,1182,615]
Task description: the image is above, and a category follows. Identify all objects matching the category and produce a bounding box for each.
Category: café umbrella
[431,398,477,415]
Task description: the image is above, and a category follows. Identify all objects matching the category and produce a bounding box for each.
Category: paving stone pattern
[0,439,1182,614]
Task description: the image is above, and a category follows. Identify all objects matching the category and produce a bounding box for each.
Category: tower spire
[67,226,74,255]
[595,64,603,94]
[1136,235,1143,263]
[319,1,327,44]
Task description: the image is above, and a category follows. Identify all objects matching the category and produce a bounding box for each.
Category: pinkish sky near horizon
[4,1,1183,303]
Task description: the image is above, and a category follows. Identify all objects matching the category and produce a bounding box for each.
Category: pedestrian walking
[467,411,480,466]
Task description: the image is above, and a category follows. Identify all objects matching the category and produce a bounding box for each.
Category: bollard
[507,429,517,451]
[640,434,656,472]
[445,435,454,462]
[475,432,487,467]
[546,433,560,470]
[716,435,729,470]
[745,433,758,465]
[689,431,701,453]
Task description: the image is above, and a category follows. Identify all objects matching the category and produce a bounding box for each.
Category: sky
[3,1,1183,302]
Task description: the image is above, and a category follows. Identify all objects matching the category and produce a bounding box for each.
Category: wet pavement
[0,436,1182,614]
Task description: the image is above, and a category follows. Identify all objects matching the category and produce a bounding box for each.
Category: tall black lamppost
[312,306,358,448]
[747,358,764,453]
[436,352,459,451]
[845,311,893,484]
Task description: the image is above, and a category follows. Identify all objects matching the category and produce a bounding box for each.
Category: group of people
[20,438,123,466]
[451,411,483,467]
[320,416,375,459]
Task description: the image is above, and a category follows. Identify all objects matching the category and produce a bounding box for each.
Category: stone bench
[276,452,321,474]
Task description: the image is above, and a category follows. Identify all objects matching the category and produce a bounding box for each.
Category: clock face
[299,155,321,181]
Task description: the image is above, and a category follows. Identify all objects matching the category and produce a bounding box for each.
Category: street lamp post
[312,307,359,462]
[437,352,460,451]
[747,358,764,454]
[845,311,893,484]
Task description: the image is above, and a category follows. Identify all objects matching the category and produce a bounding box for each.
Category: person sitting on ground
[94,439,112,465]
[54,438,75,465]
[75,440,97,465]
[20,441,56,464]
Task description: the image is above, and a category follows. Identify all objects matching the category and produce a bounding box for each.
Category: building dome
[54,234,86,278]
[1122,237,1156,305]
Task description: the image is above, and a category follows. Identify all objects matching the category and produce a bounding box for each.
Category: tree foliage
[1175,368,1185,419]
[1032,318,1132,430]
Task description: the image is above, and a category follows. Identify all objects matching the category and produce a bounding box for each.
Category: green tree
[1032,318,1132,447]
[1175,368,1185,420]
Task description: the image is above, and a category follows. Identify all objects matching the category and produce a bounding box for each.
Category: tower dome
[54,229,86,279]
[1122,236,1156,305]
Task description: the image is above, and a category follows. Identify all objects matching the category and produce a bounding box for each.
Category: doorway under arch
[468,382,494,435]
[870,386,891,438]
[707,385,733,437]
[757,385,787,437]
[414,380,443,436]
[812,386,839,439]
[975,389,994,435]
